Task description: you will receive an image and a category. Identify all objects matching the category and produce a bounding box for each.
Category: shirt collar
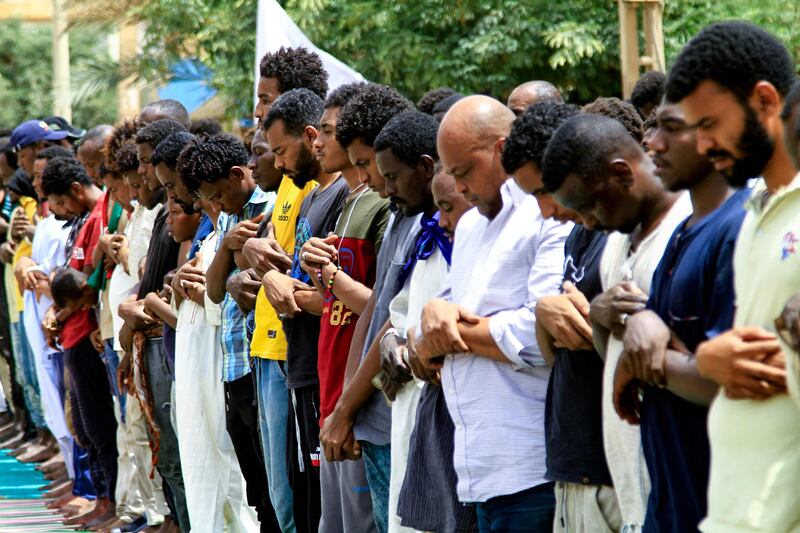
[245,186,270,208]
[745,173,800,214]
[501,177,528,210]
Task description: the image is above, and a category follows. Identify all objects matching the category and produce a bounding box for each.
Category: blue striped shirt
[219,187,275,382]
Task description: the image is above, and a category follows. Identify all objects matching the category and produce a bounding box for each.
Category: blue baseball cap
[9,120,69,151]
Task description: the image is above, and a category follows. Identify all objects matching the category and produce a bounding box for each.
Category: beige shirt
[702,176,800,533]
[599,191,691,529]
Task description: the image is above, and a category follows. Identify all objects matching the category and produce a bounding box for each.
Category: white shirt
[599,191,691,529]
[126,203,160,283]
[23,213,69,356]
[439,178,572,502]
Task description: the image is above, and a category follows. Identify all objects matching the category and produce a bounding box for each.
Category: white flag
[255,0,365,105]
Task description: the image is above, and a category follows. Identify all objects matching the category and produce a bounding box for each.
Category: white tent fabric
[254,0,365,103]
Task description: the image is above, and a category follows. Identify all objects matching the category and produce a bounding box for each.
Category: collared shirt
[219,186,275,382]
[439,178,572,503]
[703,175,800,533]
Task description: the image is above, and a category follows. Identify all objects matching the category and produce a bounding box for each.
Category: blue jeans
[254,358,295,532]
[100,340,125,421]
[361,441,391,533]
[476,482,556,533]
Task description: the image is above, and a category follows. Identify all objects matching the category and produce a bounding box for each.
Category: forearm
[206,245,234,303]
[295,289,323,316]
[329,271,372,316]
[592,320,610,361]
[536,320,557,367]
[664,349,718,406]
[345,294,376,383]
[146,297,176,329]
[457,318,508,363]
[337,319,388,417]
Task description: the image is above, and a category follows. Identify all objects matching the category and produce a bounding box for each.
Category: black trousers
[224,372,281,532]
[287,384,322,533]
[64,336,118,500]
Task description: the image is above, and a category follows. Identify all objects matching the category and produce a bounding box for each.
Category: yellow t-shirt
[702,176,800,533]
[10,197,38,314]
[250,177,317,360]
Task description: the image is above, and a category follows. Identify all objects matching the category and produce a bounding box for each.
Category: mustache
[705,149,734,160]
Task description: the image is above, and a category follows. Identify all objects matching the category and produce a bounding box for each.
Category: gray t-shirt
[353,211,422,445]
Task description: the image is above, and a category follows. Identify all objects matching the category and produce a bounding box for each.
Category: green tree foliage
[0,19,117,130]
[286,0,800,104]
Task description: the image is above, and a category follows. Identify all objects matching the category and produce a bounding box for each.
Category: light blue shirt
[438,179,572,502]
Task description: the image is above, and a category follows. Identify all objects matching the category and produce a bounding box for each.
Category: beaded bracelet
[328,267,340,290]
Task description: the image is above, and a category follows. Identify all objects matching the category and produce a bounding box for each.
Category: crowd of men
[0,18,798,533]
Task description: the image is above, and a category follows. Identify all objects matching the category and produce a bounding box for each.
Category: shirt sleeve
[704,236,737,340]
[488,219,572,369]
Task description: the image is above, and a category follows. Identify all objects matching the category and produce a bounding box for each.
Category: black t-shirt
[137,204,180,299]
[544,224,612,486]
[284,178,349,389]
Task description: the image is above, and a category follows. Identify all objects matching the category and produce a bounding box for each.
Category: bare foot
[19,442,56,463]
[85,509,118,530]
[43,479,72,498]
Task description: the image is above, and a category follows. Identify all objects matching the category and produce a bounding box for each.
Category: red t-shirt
[61,193,105,350]
[317,190,386,425]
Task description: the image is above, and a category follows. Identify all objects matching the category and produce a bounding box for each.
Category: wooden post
[618,0,665,99]
[51,0,71,121]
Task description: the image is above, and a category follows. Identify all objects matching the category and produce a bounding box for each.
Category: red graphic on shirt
[317,236,377,426]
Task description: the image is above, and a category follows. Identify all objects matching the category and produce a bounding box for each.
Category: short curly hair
[325,82,367,110]
[41,156,92,197]
[642,108,658,134]
[264,88,324,136]
[542,114,643,194]
[259,46,329,100]
[35,145,74,162]
[189,118,222,137]
[177,133,249,192]
[582,97,643,143]
[151,131,195,169]
[336,84,414,149]
[630,71,666,116]
[135,119,188,149]
[666,21,795,104]
[373,111,439,167]
[502,102,580,174]
[416,87,459,115]
[105,119,139,171]
[115,143,140,174]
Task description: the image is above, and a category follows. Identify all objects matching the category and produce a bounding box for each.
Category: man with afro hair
[502,102,581,223]
[665,21,800,533]
[181,132,279,530]
[335,83,414,198]
[255,46,330,127]
[151,131,196,214]
[104,120,171,532]
[301,85,417,533]
[135,118,188,193]
[371,110,469,533]
[630,71,666,120]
